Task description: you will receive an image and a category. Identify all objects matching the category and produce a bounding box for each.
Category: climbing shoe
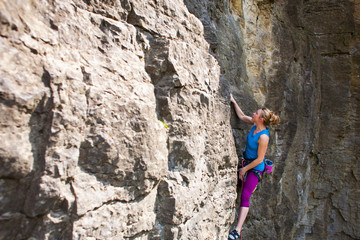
[228,229,242,240]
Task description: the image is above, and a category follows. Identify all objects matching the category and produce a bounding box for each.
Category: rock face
[185,0,360,239]
[0,0,359,240]
[0,0,237,239]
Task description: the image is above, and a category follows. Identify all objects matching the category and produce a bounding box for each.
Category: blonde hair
[261,107,280,126]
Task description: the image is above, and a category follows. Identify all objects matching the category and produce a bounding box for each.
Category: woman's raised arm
[230,94,253,124]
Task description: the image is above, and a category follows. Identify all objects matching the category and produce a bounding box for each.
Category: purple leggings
[240,170,263,207]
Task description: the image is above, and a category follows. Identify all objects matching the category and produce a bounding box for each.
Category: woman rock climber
[228,94,280,240]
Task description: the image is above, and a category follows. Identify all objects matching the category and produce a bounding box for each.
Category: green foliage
[160,120,168,128]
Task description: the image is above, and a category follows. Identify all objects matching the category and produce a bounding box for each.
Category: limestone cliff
[184,0,360,239]
[0,0,359,240]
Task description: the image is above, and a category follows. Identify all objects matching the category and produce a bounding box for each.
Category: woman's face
[252,109,264,123]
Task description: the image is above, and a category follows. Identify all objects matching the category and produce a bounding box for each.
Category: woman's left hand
[239,167,247,181]
[230,94,235,103]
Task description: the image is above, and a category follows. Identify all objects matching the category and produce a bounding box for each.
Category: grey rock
[1,0,359,239]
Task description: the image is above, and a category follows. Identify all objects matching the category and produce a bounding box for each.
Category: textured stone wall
[185,0,360,239]
[0,0,238,239]
[1,0,359,240]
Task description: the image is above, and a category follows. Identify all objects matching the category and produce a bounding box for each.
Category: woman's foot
[228,229,242,240]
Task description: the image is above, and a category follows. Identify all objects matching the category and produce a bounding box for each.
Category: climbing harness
[240,158,262,182]
[238,157,274,191]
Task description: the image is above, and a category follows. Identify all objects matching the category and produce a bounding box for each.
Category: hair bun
[269,112,280,125]
[262,108,280,126]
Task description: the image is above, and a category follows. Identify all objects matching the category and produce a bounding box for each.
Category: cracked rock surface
[183,0,359,239]
[1,0,359,240]
[1,0,236,239]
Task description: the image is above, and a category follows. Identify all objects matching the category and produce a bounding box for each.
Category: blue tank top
[244,125,269,171]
